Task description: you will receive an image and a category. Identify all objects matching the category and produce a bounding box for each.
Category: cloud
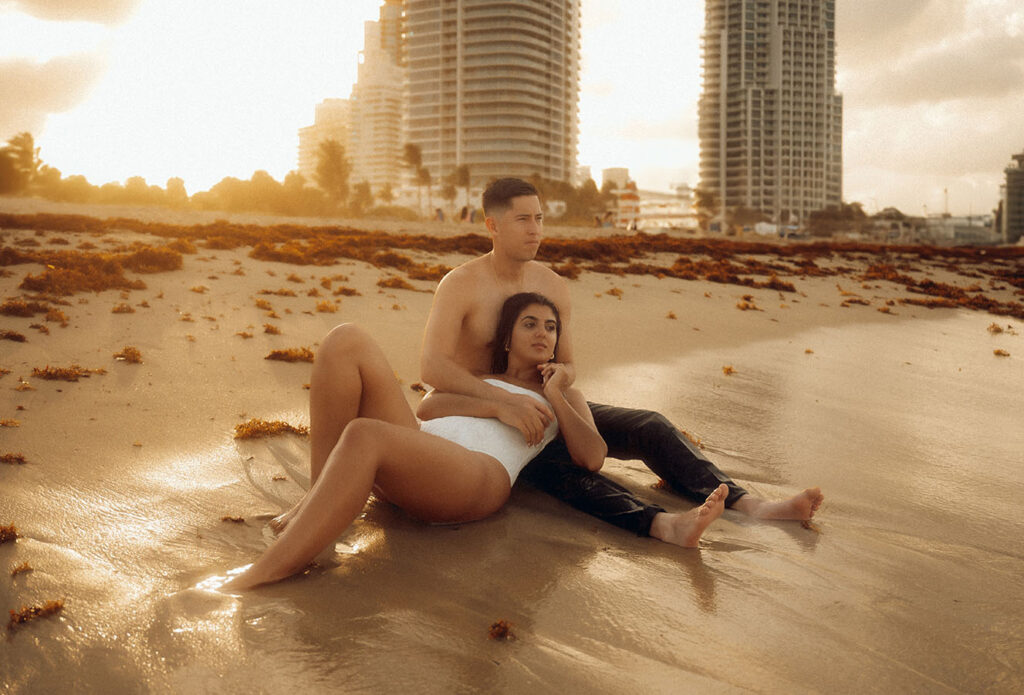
[838,0,965,67]
[0,0,140,25]
[846,33,1024,107]
[0,53,106,140]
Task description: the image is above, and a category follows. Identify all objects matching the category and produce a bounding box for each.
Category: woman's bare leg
[309,323,418,482]
[226,419,510,591]
[269,323,417,533]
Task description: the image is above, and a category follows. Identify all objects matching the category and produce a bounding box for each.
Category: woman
[223,293,606,591]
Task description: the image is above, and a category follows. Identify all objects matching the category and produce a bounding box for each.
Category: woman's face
[509,303,559,363]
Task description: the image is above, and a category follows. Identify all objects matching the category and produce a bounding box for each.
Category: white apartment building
[404,0,581,188]
[348,2,404,194]
[297,99,350,184]
[699,0,843,226]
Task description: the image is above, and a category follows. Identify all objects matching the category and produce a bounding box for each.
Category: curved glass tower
[404,0,581,187]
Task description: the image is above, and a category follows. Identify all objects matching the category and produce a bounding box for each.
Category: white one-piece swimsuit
[418,379,559,486]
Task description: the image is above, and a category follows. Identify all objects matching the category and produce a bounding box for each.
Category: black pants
[519,402,748,536]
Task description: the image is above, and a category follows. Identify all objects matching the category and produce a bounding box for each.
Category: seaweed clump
[1,330,27,342]
[233,418,310,439]
[1,453,27,465]
[7,600,64,632]
[488,619,516,640]
[265,347,314,363]
[113,346,143,363]
[31,365,106,381]
[0,524,20,543]
[10,562,32,577]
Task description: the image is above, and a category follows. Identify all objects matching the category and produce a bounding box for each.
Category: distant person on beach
[417,177,823,543]
[222,294,729,590]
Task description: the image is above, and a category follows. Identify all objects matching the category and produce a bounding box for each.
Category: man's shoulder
[438,256,488,290]
[525,260,569,290]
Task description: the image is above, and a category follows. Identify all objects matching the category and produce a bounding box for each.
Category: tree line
[1,133,617,225]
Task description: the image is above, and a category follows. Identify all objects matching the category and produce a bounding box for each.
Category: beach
[1,197,1022,693]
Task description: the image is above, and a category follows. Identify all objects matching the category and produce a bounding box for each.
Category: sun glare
[32,0,379,193]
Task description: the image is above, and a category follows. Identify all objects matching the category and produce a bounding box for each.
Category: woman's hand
[540,362,570,395]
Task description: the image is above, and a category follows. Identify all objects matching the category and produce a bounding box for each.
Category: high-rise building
[699,0,843,227]
[349,1,404,193]
[1002,149,1024,244]
[403,0,581,188]
[297,98,350,184]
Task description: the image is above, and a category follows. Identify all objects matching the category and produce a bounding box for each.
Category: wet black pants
[519,402,748,536]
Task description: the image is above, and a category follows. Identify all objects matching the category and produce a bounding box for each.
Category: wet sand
[1,198,1022,693]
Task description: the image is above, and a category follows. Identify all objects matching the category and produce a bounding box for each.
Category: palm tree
[451,164,471,209]
[403,143,424,213]
[315,139,351,209]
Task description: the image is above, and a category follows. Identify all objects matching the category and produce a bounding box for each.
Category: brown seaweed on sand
[31,364,106,381]
[113,346,143,363]
[265,347,314,363]
[1,453,27,465]
[220,516,245,523]
[7,600,64,632]
[0,524,20,543]
[233,418,309,439]
[488,619,516,640]
[0,330,26,342]
[10,561,33,577]
[993,349,1010,357]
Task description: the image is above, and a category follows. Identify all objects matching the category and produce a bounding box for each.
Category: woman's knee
[318,323,376,362]
[338,417,387,450]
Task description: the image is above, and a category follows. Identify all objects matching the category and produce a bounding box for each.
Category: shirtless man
[419,178,823,545]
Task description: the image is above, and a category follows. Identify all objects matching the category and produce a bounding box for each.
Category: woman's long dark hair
[490,292,561,374]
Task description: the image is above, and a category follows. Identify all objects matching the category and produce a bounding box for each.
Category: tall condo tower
[403,0,581,187]
[1002,149,1024,244]
[349,0,404,193]
[699,0,843,226]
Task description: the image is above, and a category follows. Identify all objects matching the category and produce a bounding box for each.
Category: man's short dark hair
[482,178,539,216]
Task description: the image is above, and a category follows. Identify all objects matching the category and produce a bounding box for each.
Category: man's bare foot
[731,487,824,521]
[650,484,728,547]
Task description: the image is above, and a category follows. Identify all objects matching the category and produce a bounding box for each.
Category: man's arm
[417,390,549,446]
[421,270,553,429]
[420,270,503,400]
[547,270,577,386]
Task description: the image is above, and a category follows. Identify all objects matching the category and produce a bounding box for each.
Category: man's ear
[484,216,497,235]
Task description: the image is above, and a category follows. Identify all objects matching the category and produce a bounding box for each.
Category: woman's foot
[731,487,824,521]
[268,498,305,535]
[650,484,728,547]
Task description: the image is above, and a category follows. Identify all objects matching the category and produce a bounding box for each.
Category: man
[420,178,823,546]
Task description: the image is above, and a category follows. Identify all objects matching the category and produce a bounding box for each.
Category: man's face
[488,195,543,261]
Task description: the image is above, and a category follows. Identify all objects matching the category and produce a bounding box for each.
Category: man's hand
[496,393,554,446]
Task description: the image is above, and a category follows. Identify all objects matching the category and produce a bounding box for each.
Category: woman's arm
[541,365,606,471]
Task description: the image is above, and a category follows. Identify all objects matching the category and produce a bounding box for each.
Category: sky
[2,0,1023,217]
